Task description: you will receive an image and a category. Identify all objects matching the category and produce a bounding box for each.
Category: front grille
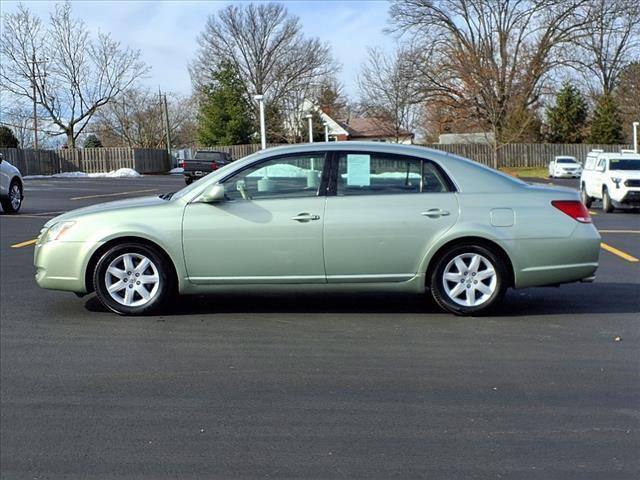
[624,179,640,187]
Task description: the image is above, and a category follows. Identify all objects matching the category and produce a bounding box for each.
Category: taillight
[179,160,186,169]
[551,200,592,223]
[211,161,219,171]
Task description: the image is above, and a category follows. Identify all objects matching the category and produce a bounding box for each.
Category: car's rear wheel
[580,183,592,208]
[430,244,508,316]
[185,176,193,185]
[93,243,173,315]
[1,180,23,213]
[602,187,614,213]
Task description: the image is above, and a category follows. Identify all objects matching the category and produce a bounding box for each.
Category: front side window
[222,154,326,201]
[336,152,451,196]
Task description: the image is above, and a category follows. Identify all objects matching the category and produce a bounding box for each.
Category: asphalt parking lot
[1,174,639,479]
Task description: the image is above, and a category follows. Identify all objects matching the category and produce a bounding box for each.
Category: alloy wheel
[10,184,21,210]
[442,253,497,307]
[104,253,160,307]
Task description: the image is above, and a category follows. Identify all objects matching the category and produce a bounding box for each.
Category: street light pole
[633,122,639,153]
[254,95,266,149]
[306,114,313,143]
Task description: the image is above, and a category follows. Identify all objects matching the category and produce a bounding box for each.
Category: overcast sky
[2,0,395,99]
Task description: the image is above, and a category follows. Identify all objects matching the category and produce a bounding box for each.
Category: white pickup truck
[580,149,640,212]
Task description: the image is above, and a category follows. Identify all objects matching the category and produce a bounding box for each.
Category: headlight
[42,221,76,243]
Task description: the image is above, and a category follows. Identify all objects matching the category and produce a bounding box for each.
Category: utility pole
[27,54,48,150]
[159,87,171,153]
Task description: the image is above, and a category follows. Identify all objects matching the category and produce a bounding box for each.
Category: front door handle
[291,212,321,222]
[421,208,450,218]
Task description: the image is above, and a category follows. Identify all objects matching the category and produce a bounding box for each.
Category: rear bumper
[510,224,600,289]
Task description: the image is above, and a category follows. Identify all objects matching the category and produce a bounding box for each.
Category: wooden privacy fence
[192,142,634,167]
[0,148,170,176]
[425,143,634,167]
[196,143,285,160]
[1,143,634,176]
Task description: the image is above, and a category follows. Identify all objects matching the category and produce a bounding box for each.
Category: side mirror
[201,184,225,203]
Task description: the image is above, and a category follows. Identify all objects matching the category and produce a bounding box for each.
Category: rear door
[323,151,459,283]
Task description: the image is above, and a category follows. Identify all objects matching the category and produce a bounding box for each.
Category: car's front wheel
[430,244,508,316]
[602,187,614,213]
[1,179,23,213]
[93,243,174,315]
[580,183,592,208]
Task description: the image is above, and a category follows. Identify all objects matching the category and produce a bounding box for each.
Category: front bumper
[34,239,103,293]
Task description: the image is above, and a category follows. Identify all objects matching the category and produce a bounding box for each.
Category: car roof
[588,150,640,160]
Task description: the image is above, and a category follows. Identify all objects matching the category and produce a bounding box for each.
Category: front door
[323,151,459,283]
[182,153,328,284]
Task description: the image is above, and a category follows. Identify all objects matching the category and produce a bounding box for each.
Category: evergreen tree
[0,126,19,148]
[545,82,588,143]
[83,134,103,148]
[198,62,253,146]
[589,93,624,144]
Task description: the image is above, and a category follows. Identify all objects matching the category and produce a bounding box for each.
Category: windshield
[609,158,640,171]
[557,158,577,164]
[170,150,263,201]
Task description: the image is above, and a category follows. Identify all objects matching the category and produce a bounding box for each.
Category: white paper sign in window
[346,154,371,186]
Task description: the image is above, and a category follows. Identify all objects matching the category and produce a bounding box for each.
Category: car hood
[609,170,640,179]
[44,195,170,227]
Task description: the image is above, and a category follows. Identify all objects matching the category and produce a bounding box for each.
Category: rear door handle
[421,209,450,218]
[291,212,321,222]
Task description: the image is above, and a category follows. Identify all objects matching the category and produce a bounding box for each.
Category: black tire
[580,183,592,208]
[1,179,23,213]
[430,243,508,316]
[185,176,193,185]
[602,187,614,213]
[93,242,174,315]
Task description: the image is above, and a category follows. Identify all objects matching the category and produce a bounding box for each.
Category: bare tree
[357,46,421,142]
[94,88,197,148]
[389,0,590,166]
[0,100,35,148]
[572,0,640,96]
[0,3,148,147]
[191,2,338,138]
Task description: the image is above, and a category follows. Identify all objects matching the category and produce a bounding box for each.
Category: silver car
[0,152,24,213]
[34,142,601,316]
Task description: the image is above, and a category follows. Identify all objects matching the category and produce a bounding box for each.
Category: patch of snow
[170,167,184,174]
[89,168,142,178]
[25,168,142,179]
[247,164,313,178]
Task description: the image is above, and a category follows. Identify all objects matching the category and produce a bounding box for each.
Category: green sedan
[34,142,600,316]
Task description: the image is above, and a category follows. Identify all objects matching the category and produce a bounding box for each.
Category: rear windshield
[557,158,577,164]
[609,158,640,171]
[195,151,228,161]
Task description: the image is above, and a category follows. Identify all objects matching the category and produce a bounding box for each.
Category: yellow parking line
[71,189,158,201]
[599,230,640,234]
[11,239,37,248]
[589,211,597,215]
[601,242,639,263]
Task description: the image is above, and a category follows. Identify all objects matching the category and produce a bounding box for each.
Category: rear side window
[335,152,452,196]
